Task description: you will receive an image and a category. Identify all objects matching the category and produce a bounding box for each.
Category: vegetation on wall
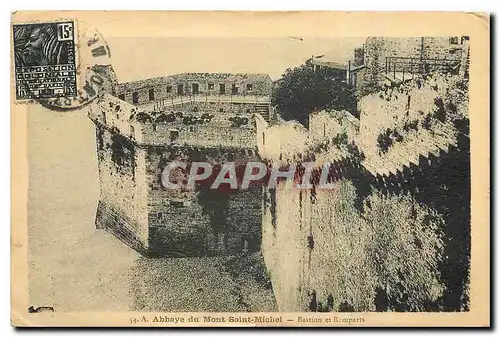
[434,97,446,122]
[110,127,136,168]
[135,112,153,123]
[272,60,357,127]
[306,180,446,312]
[422,113,433,130]
[403,119,419,133]
[363,192,445,311]
[346,141,365,161]
[377,126,412,154]
[181,113,215,125]
[303,131,365,165]
[331,132,348,146]
[228,116,249,128]
[155,112,176,123]
[377,129,394,154]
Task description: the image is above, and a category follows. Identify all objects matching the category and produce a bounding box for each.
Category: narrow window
[166,85,172,93]
[192,83,199,94]
[219,83,225,94]
[130,125,135,138]
[232,83,239,94]
[132,92,139,104]
[177,84,184,95]
[149,88,155,101]
[118,93,125,101]
[170,129,179,142]
[246,83,253,91]
[208,82,214,90]
[169,200,185,208]
[262,132,265,145]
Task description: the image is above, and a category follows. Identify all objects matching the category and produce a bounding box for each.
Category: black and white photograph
[10,11,490,328]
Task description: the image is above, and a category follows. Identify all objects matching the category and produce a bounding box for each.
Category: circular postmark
[14,20,115,111]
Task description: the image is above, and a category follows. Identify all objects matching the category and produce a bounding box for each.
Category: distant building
[312,36,470,97]
[115,72,272,119]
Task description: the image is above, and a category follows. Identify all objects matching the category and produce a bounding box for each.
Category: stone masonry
[89,72,272,257]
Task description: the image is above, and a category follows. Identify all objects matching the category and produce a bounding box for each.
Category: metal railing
[139,93,271,111]
[385,56,461,81]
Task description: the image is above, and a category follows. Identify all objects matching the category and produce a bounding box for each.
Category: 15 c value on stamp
[13,21,77,100]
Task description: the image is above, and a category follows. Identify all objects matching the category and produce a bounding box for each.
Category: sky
[105,37,365,82]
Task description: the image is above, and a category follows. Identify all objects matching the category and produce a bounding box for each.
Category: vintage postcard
[11,11,490,327]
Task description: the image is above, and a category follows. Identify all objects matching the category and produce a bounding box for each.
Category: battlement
[89,71,273,149]
[358,73,466,177]
[255,109,361,166]
[89,93,261,149]
[255,71,466,181]
[89,90,266,257]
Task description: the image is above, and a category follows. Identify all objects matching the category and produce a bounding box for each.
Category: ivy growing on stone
[110,126,136,171]
[228,116,249,128]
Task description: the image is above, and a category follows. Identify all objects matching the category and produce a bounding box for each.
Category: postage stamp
[12,19,115,112]
[13,21,77,100]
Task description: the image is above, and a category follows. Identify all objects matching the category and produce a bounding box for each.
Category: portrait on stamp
[13,21,77,100]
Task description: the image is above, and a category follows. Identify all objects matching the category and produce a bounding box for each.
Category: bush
[377,129,393,153]
[228,116,249,127]
[422,114,433,130]
[135,112,152,123]
[393,129,404,142]
[446,101,457,114]
[182,115,198,125]
[272,61,357,127]
[434,97,446,122]
[347,141,365,161]
[155,112,176,123]
[332,132,348,146]
[403,119,419,132]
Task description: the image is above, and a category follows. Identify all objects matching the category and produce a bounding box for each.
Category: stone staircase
[255,103,271,122]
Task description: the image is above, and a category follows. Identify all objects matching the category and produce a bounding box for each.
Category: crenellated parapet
[256,72,467,191]
[90,93,261,149]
